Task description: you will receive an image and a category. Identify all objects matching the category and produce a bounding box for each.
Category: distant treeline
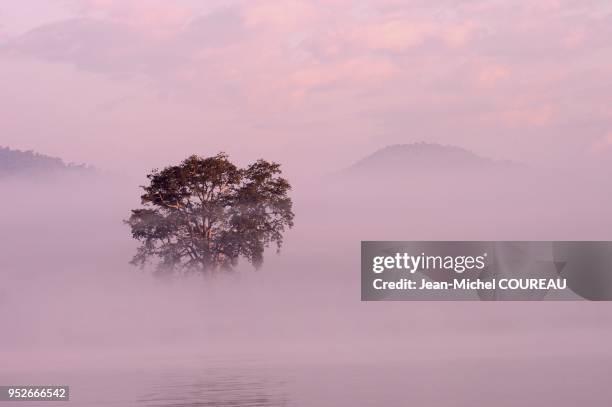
[0,146,91,176]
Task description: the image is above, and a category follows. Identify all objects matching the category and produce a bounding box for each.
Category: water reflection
[137,367,292,407]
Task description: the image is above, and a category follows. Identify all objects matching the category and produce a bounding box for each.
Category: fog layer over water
[1,166,612,405]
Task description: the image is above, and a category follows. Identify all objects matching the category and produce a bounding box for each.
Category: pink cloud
[3,0,612,171]
[351,21,436,51]
[590,132,612,152]
[243,0,318,29]
[289,57,398,97]
[476,64,511,88]
[500,105,554,127]
[441,21,477,48]
[563,29,587,49]
[349,19,477,52]
[77,0,194,30]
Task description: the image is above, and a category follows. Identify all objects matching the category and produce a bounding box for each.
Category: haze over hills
[345,143,519,176]
[0,146,92,177]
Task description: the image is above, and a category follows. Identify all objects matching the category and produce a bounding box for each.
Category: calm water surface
[3,355,612,406]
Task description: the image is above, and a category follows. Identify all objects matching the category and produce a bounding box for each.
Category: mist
[2,162,612,356]
[1,156,612,405]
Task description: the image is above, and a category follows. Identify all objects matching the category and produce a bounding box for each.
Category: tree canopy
[126,153,294,274]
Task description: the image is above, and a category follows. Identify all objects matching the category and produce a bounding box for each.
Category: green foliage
[126,153,294,274]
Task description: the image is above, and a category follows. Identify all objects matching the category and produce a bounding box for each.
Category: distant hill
[345,143,518,176]
[0,147,92,177]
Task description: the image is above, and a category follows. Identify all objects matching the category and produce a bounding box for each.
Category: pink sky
[1,0,612,176]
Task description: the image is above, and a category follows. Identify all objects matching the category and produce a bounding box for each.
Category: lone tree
[126,153,294,274]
